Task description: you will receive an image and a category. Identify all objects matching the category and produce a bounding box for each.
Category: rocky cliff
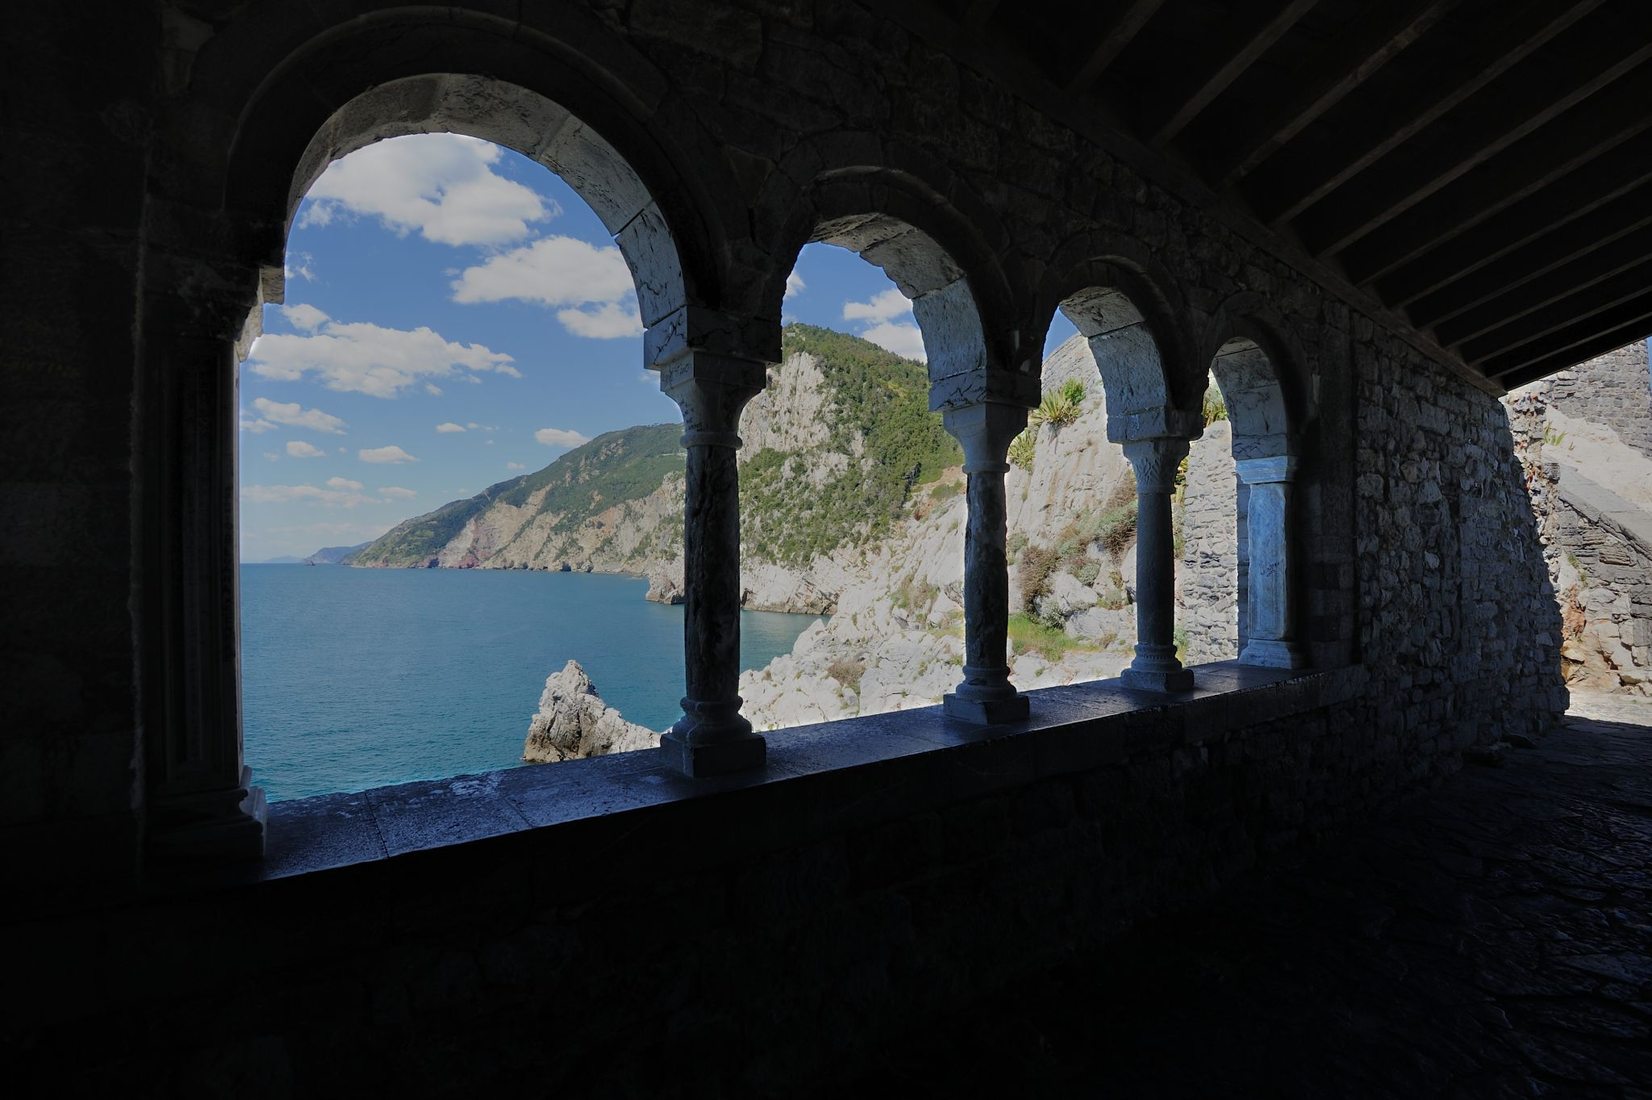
[522,660,660,763]
[740,335,1240,731]
[351,324,959,614]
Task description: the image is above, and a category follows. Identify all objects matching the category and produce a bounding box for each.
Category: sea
[240,564,822,801]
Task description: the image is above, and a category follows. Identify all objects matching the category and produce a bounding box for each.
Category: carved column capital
[941,400,1029,473]
[1122,436,1192,494]
[657,351,767,448]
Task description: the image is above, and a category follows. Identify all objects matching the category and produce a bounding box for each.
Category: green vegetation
[352,423,685,567]
[1202,384,1228,426]
[1007,612,1097,661]
[1008,429,1037,470]
[742,324,962,566]
[1009,378,1087,471]
[354,324,967,571]
[827,655,866,693]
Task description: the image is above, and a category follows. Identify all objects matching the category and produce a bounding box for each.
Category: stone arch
[1201,295,1309,461]
[1037,237,1198,441]
[1199,297,1309,670]
[177,4,751,357]
[133,2,753,852]
[752,136,1033,410]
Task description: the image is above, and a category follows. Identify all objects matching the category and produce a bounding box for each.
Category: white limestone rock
[523,660,660,763]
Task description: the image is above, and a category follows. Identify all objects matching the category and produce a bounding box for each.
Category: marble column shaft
[1236,455,1308,668]
[659,354,768,776]
[1121,436,1195,692]
[942,401,1030,724]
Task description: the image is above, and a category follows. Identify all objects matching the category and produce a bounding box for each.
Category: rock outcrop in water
[522,660,659,763]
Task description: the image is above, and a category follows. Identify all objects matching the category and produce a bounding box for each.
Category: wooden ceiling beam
[1499,324,1652,389]
[1295,33,1652,259]
[1339,65,1652,285]
[1245,0,1605,226]
[1208,0,1457,187]
[1429,222,1652,349]
[1063,0,1168,95]
[1375,138,1652,309]
[1144,0,1320,147]
[961,0,1001,31]
[1456,257,1652,363]
[1479,291,1652,379]
[1408,199,1652,332]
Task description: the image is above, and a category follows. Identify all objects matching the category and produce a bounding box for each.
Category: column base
[944,691,1030,725]
[659,728,767,777]
[1121,666,1195,693]
[147,767,267,862]
[1239,639,1309,669]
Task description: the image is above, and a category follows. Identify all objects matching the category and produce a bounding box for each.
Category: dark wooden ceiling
[923,0,1652,388]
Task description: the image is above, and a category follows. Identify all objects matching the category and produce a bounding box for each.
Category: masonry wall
[1527,341,1652,459]
[1,0,1566,1084]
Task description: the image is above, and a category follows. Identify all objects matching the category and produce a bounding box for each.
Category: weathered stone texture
[1525,340,1652,459]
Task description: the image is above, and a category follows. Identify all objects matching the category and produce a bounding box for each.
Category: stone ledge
[202,660,1362,890]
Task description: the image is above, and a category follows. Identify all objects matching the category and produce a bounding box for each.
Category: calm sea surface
[241,565,822,801]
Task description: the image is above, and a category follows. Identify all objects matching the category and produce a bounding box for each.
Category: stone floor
[842,692,1652,1098]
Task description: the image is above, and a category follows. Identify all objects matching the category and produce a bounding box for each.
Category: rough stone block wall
[8,671,1446,1095]
[1355,324,1566,754]
[1524,340,1652,459]
[1549,486,1652,694]
[1177,421,1239,661]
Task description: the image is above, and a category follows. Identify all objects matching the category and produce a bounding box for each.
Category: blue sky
[239,134,1077,561]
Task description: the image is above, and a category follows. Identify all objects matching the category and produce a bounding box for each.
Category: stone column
[146,331,267,860]
[942,401,1031,724]
[658,352,768,776]
[1122,437,1195,692]
[1236,455,1308,668]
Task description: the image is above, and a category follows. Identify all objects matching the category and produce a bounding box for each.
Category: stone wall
[1508,348,1652,696]
[6,669,1432,1094]
[1523,341,1652,459]
[1177,421,1240,662]
[1355,323,1566,752]
[0,0,1567,1085]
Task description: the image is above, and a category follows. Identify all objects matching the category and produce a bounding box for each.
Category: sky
[238,134,1078,561]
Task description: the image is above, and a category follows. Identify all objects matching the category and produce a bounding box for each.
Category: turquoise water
[240,565,821,801]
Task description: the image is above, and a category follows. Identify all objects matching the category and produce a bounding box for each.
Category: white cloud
[240,409,275,434]
[452,235,643,339]
[253,396,346,434]
[860,321,928,362]
[359,445,418,464]
[557,301,644,339]
[425,383,444,396]
[284,253,316,282]
[435,421,467,433]
[784,270,806,300]
[286,440,326,458]
[506,462,526,470]
[326,476,364,491]
[263,452,280,462]
[534,427,589,448]
[299,134,551,247]
[841,287,926,361]
[281,303,329,332]
[242,483,373,508]
[246,320,516,398]
[843,287,912,324]
[379,486,417,500]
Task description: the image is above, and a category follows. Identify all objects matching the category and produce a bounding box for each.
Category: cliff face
[350,325,959,613]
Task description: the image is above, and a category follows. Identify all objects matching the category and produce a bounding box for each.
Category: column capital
[1235,454,1299,485]
[657,351,768,447]
[1122,436,1191,494]
[942,400,1029,473]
